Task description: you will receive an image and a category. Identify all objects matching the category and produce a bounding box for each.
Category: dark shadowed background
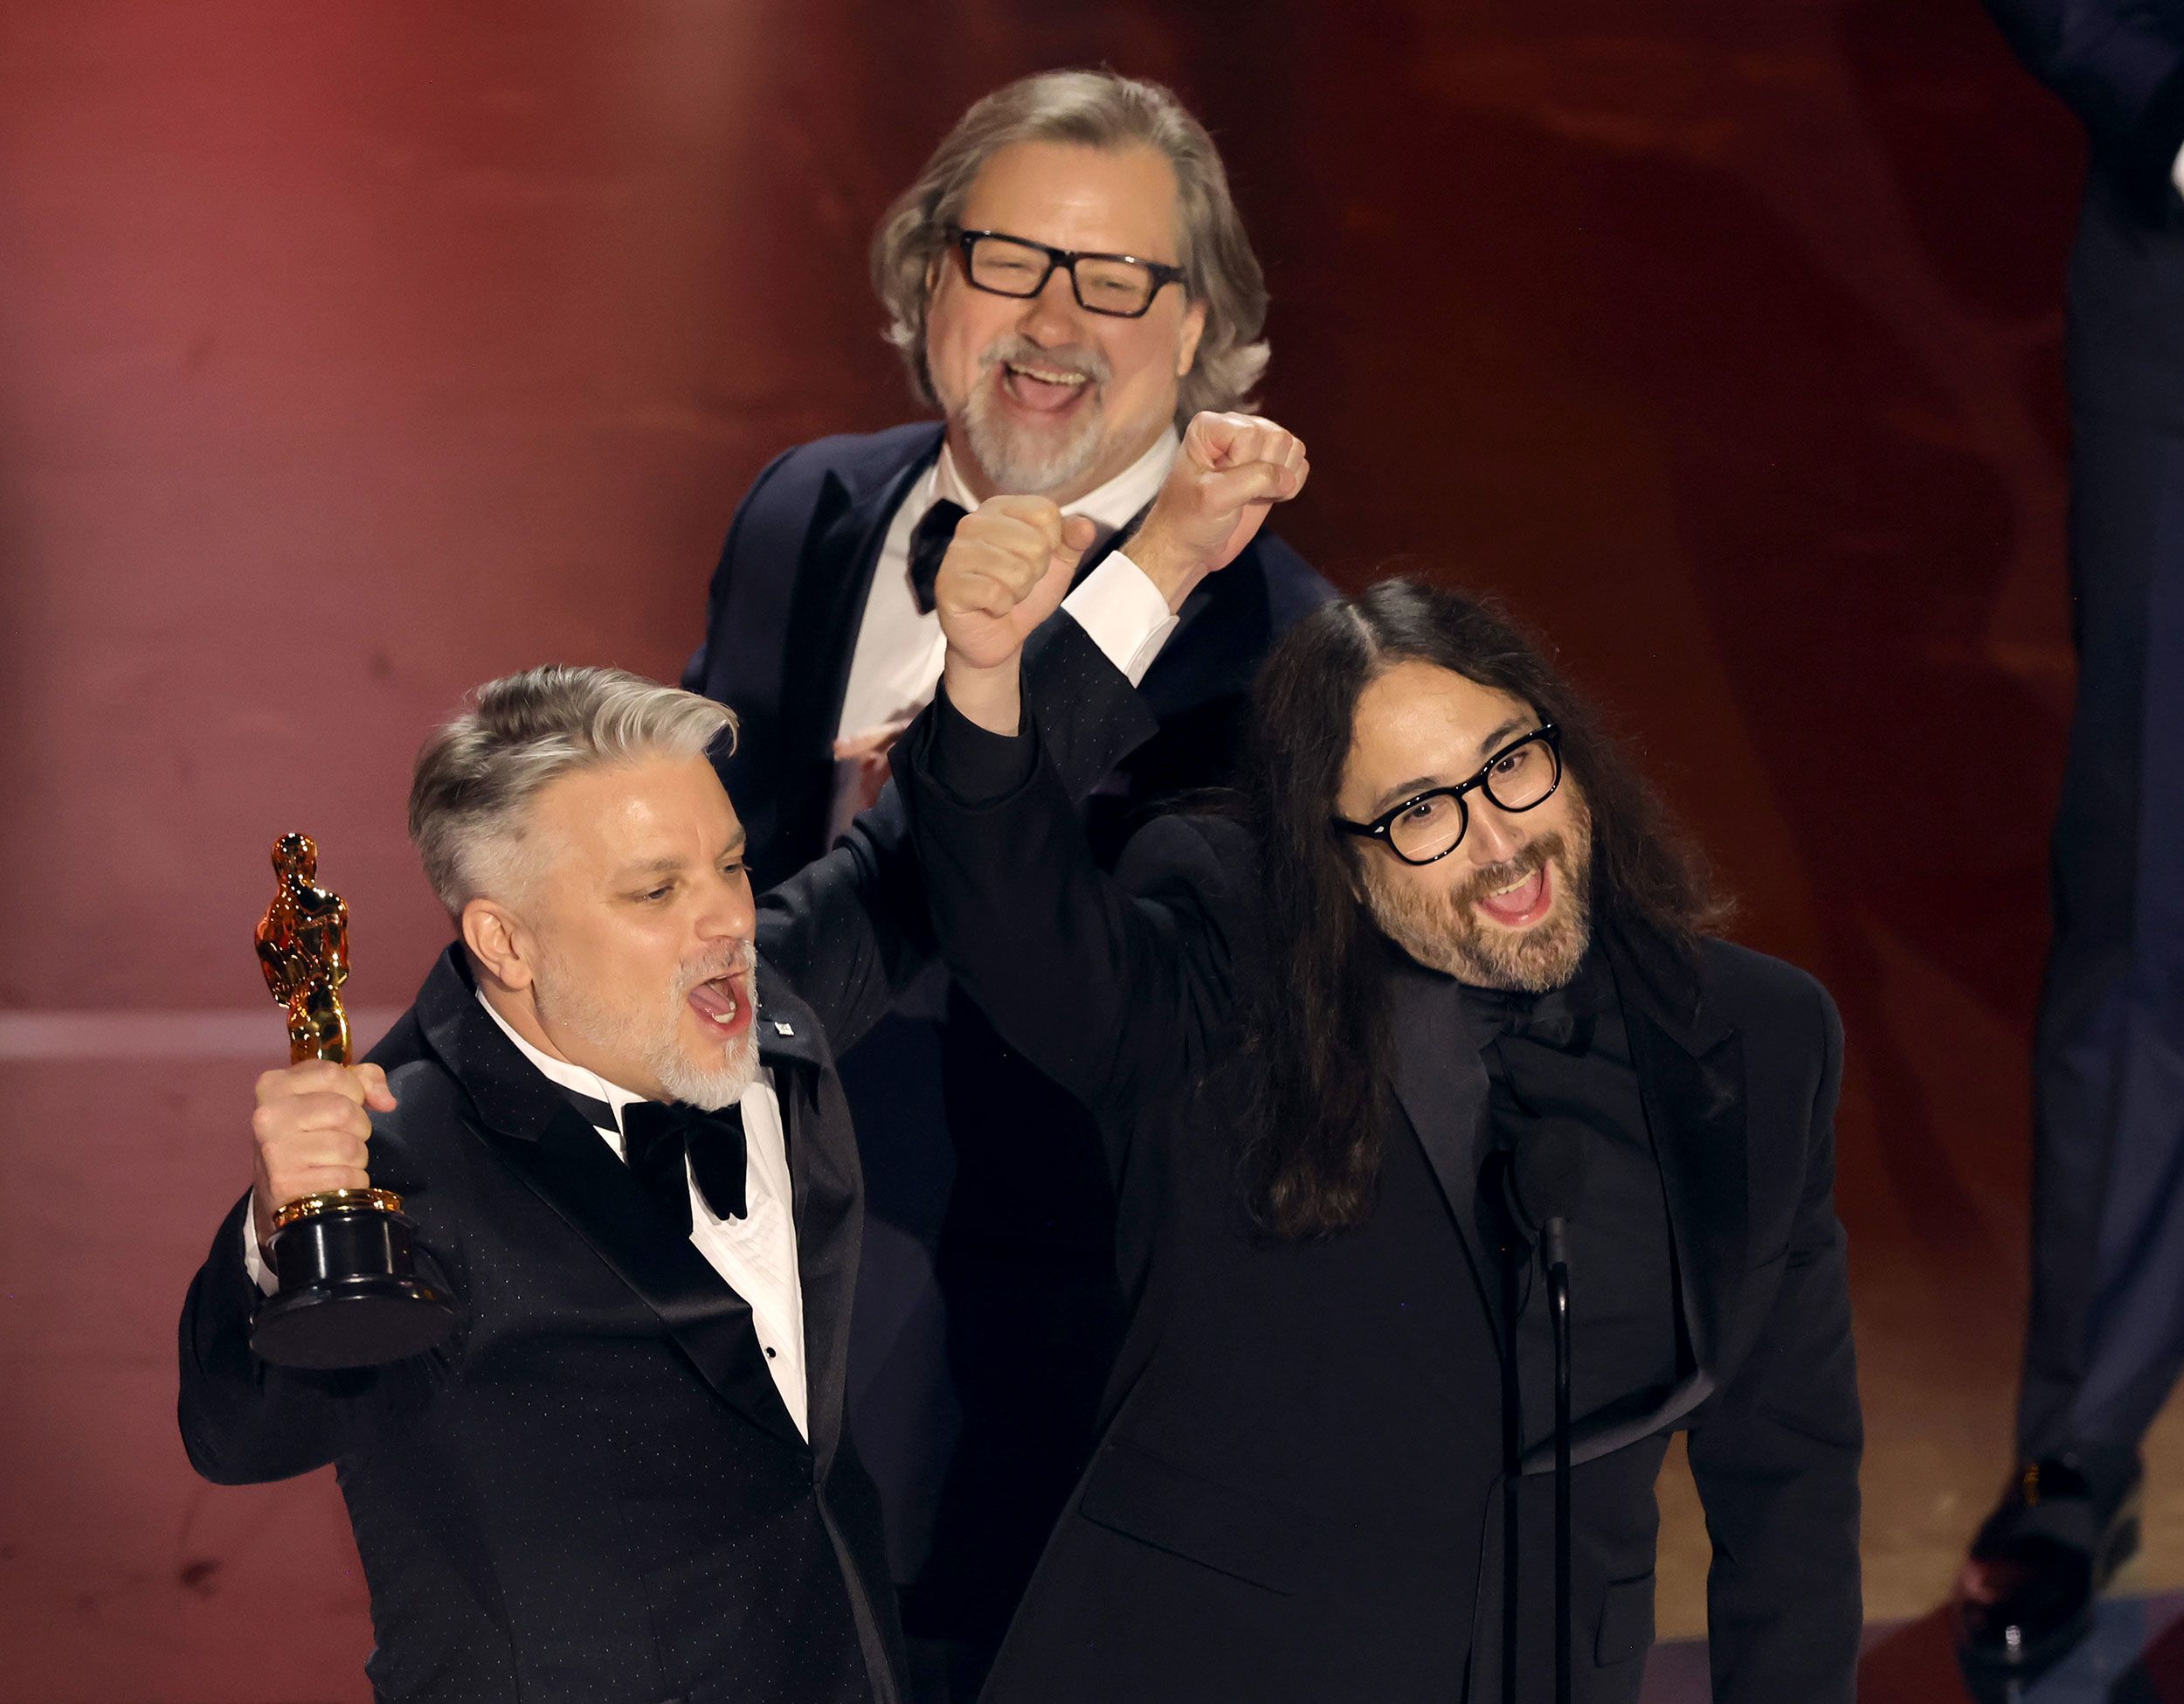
[0,1,2137,1697]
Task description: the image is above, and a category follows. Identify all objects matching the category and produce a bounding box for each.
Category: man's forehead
[527,754,740,863]
[1354,664,1529,756]
[958,140,1180,251]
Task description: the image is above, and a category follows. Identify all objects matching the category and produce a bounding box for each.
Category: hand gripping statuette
[250,833,453,1368]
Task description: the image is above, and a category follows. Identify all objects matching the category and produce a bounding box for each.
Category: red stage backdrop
[0,2,2087,1697]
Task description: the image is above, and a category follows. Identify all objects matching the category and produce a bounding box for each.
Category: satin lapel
[1614,939,1749,1389]
[1497,943,1738,1473]
[752,967,858,1472]
[768,436,937,875]
[1386,969,1507,1360]
[779,446,934,758]
[481,1104,806,1449]
[417,947,807,1450]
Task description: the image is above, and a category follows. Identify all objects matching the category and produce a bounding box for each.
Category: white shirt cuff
[241,1195,277,1295]
[1061,551,1180,688]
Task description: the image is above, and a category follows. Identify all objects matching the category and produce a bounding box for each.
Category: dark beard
[1360,807,1594,992]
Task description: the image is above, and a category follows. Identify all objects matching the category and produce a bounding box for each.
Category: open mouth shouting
[685,967,753,1040]
[1474,860,1554,931]
[998,353,1097,416]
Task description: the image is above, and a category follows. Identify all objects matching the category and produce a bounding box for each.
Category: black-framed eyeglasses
[1331,724,1564,865]
[948,226,1188,318]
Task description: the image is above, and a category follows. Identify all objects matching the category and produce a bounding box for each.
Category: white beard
[958,335,1110,495]
[533,939,760,1112]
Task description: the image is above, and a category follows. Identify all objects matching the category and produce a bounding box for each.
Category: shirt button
[764,1347,777,1359]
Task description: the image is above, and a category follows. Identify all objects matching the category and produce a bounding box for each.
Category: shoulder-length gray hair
[871,70,1270,423]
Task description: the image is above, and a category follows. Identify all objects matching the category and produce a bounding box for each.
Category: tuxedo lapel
[744,429,939,882]
[415,948,807,1451]
[1487,939,1740,1474]
[488,1105,808,1450]
[1473,939,1737,1472]
[1385,966,1508,1361]
[777,437,937,783]
[1612,932,1749,1387]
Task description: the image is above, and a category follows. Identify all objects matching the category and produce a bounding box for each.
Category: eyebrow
[1476,717,1531,759]
[1364,718,1538,816]
[613,855,686,884]
[613,834,747,883]
[1369,773,1451,815]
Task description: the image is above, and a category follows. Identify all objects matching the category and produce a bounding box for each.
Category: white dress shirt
[827,426,1179,845]
[473,996,812,1438]
[241,558,1184,1440]
[244,992,816,1439]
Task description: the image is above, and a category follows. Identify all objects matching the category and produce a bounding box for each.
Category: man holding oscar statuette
[176,412,1296,1704]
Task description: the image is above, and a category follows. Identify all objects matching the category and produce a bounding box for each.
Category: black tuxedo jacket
[898,666,1864,1703]
[177,621,1153,1704]
[679,421,1333,1639]
[180,950,899,1704]
[681,421,1331,890]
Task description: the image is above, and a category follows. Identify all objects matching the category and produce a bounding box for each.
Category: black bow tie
[619,1099,749,1231]
[1469,978,1598,1056]
[907,498,968,615]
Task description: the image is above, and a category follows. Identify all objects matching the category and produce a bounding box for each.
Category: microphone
[1500,1126,1588,1261]
[1502,1126,1587,1704]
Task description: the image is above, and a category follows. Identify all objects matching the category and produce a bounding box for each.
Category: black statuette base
[251,1202,456,1369]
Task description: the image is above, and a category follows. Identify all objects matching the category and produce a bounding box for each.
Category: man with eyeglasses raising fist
[681,70,1330,1692]
[895,535,1865,1700]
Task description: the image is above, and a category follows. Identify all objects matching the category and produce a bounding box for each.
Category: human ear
[461,899,534,993]
[1175,297,1208,377]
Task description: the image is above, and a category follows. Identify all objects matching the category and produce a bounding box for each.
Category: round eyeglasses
[949,226,1188,319]
[1331,724,1563,865]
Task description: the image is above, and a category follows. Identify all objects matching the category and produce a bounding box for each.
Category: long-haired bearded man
[895,433,1863,1703]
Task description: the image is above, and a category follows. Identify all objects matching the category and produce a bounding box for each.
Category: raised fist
[249,1059,396,1255]
[933,495,1100,674]
[1129,412,1309,599]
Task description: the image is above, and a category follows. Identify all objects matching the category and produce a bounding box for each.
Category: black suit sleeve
[897,649,1248,1127]
[176,1195,377,1485]
[757,615,1161,1056]
[1983,0,2184,206]
[1684,986,1863,1704]
[178,1070,454,1487]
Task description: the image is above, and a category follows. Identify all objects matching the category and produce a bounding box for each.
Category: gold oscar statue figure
[249,833,454,1368]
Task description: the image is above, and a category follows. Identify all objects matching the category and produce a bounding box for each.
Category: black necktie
[907,498,967,615]
[619,1100,749,1233]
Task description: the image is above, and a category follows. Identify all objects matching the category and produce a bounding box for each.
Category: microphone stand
[1543,1217,1572,1704]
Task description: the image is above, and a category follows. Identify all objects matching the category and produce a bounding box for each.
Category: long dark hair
[1234,578,1725,1239]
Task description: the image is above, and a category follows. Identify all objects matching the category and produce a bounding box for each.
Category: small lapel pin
[772,1020,795,1036]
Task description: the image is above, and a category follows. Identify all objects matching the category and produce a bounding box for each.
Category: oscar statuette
[249,833,455,1368]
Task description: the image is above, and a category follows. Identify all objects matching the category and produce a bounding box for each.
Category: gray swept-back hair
[408,665,736,918]
[871,69,1270,422]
